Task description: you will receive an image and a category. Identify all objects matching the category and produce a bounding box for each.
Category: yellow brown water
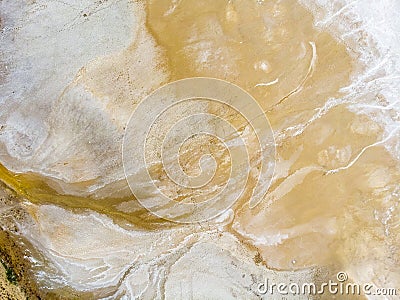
[145,0,400,274]
[0,0,399,296]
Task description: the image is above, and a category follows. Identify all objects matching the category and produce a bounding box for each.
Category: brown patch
[0,230,41,299]
[253,252,263,265]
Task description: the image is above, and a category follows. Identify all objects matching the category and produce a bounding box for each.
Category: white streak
[255,78,279,87]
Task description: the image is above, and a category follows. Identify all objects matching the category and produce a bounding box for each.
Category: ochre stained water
[146,0,400,274]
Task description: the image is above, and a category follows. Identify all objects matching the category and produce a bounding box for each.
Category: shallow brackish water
[0,0,399,299]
